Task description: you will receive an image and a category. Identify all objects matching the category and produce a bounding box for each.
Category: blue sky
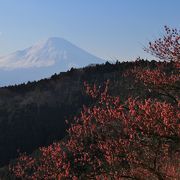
[0,0,180,61]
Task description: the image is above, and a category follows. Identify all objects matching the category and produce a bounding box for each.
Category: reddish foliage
[124,60,179,104]
[10,81,180,179]
[145,26,180,61]
[10,27,180,179]
[130,66,179,87]
[10,143,73,180]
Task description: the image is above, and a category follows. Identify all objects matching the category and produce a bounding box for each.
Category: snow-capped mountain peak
[0,37,104,70]
[0,37,104,86]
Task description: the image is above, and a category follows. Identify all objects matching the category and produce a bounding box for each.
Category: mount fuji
[0,37,104,86]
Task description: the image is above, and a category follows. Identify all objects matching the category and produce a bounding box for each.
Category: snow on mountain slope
[0,37,104,86]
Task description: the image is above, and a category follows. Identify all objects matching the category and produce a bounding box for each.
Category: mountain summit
[0,37,104,86]
[0,37,104,70]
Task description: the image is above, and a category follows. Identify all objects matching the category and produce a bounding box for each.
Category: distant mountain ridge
[0,37,104,86]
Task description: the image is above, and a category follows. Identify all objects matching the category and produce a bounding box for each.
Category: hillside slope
[0,60,157,167]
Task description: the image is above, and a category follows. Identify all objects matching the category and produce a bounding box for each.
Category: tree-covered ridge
[0,26,180,179]
[0,59,158,167]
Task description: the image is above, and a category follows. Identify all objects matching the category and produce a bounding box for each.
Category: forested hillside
[0,58,179,179]
[0,0,179,178]
[0,60,157,167]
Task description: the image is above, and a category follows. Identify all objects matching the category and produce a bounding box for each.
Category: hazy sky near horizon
[0,0,179,61]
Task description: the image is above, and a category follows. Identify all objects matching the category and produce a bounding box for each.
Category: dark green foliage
[0,60,158,168]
